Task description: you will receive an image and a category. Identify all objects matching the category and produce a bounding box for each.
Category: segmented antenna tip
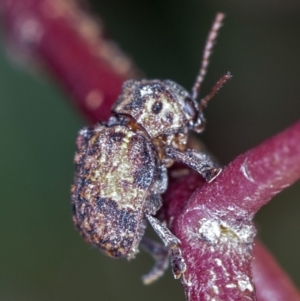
[192,12,226,101]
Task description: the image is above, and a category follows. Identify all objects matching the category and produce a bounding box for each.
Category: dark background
[1,0,300,300]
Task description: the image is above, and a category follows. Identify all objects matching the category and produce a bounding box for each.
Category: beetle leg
[154,165,168,194]
[145,194,163,215]
[164,146,221,182]
[75,126,94,153]
[146,214,186,280]
[140,237,169,284]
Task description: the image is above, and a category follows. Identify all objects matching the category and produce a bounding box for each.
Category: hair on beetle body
[71,12,231,284]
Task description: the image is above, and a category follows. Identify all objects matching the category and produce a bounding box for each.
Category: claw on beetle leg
[170,246,186,279]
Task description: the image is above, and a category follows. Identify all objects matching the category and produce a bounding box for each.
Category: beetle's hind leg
[165,147,221,182]
[140,237,169,285]
[146,214,186,280]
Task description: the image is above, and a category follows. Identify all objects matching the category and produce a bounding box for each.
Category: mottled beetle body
[72,123,162,258]
[72,13,231,284]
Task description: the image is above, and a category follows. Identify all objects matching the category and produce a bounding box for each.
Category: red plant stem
[163,121,300,301]
[1,1,299,300]
[189,120,300,216]
[164,169,300,301]
[0,0,136,123]
[253,242,300,301]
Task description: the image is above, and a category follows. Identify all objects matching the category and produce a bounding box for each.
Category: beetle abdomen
[72,124,157,258]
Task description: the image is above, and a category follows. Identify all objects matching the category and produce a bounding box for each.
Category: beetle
[71,13,231,284]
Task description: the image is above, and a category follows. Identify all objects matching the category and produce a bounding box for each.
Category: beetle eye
[184,97,198,121]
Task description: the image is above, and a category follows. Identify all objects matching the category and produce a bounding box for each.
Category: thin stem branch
[253,241,300,301]
[0,0,136,122]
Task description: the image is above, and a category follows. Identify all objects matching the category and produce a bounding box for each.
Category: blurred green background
[1,0,300,300]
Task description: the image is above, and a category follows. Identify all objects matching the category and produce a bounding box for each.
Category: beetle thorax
[113,80,193,139]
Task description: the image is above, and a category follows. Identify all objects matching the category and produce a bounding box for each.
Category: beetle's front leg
[165,147,221,182]
[146,214,186,280]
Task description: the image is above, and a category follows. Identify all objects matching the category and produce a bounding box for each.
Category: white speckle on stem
[19,18,44,44]
[199,219,221,244]
[212,285,219,294]
[215,258,222,266]
[226,283,237,288]
[240,159,255,183]
[86,90,103,110]
[237,275,254,292]
[198,217,256,245]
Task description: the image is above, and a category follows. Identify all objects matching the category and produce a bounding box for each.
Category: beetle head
[113,79,206,138]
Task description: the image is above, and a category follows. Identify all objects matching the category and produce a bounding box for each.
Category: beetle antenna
[191,12,225,101]
[199,72,232,109]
